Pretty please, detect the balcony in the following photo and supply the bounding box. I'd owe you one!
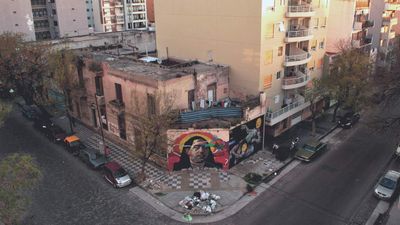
[109,99,125,112]
[362,20,374,28]
[285,28,313,42]
[282,70,310,90]
[265,98,310,125]
[383,17,398,26]
[385,2,400,11]
[284,48,312,67]
[286,5,315,17]
[353,22,363,32]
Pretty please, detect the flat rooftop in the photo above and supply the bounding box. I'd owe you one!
[90,52,228,81]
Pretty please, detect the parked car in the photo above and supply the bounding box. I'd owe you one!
[337,111,360,129]
[78,148,108,169]
[33,117,54,134]
[21,105,41,120]
[45,125,67,143]
[103,161,132,188]
[295,140,327,162]
[64,135,86,156]
[374,170,400,200]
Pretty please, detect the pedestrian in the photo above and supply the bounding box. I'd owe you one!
[104,146,111,158]
[272,143,279,154]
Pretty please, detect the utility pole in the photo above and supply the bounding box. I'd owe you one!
[94,94,106,155]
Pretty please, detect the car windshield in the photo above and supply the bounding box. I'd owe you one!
[52,127,63,133]
[114,168,128,178]
[303,144,316,152]
[94,153,105,160]
[379,177,396,189]
[69,141,80,148]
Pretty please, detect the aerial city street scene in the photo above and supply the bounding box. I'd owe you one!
[1,0,400,224]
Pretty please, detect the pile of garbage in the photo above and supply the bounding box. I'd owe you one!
[178,190,221,213]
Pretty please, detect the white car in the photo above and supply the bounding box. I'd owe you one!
[374,170,400,200]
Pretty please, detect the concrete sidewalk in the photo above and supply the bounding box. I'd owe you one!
[386,196,400,225]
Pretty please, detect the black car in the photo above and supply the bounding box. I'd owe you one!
[44,125,67,143]
[337,112,360,129]
[21,105,41,120]
[33,117,54,134]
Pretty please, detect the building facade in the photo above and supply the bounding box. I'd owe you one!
[155,0,329,136]
[92,0,148,33]
[68,53,229,166]
[326,0,373,53]
[1,0,89,41]
[368,0,400,67]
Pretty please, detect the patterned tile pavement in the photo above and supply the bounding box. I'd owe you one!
[189,172,211,189]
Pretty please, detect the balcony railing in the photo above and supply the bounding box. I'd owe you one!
[286,29,312,38]
[288,5,313,12]
[266,99,308,122]
[282,71,310,88]
[353,22,363,31]
[285,52,311,62]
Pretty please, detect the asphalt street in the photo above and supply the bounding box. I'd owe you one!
[216,116,398,225]
[0,110,180,225]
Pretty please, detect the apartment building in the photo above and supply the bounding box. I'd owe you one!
[155,0,329,136]
[326,0,373,53]
[92,0,148,33]
[369,0,400,67]
[1,0,89,41]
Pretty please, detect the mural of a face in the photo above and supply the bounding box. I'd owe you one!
[168,131,229,171]
[187,139,209,168]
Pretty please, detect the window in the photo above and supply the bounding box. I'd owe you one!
[321,17,327,27]
[264,50,273,65]
[95,76,103,96]
[72,8,75,10]
[15,24,18,27]
[276,71,281,80]
[117,114,126,140]
[278,46,283,56]
[319,39,325,49]
[54,21,58,26]
[147,94,156,115]
[87,9,89,12]
[52,9,56,15]
[312,18,319,29]
[274,95,280,104]
[73,19,76,22]
[265,24,274,39]
[13,11,16,14]
[311,40,317,51]
[188,90,195,110]
[207,83,216,103]
[264,74,272,89]
[115,83,123,103]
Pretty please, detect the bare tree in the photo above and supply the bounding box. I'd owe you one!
[305,78,324,136]
[130,90,178,182]
[0,153,41,225]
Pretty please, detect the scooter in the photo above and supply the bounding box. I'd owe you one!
[395,144,400,159]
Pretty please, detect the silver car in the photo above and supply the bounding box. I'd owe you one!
[374,170,400,200]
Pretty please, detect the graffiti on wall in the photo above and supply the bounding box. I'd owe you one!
[168,131,229,171]
[229,116,264,167]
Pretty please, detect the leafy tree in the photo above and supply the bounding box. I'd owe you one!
[0,153,41,225]
[130,91,178,182]
[0,32,51,105]
[321,40,372,121]
[305,78,324,135]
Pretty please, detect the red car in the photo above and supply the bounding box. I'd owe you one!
[103,161,132,188]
